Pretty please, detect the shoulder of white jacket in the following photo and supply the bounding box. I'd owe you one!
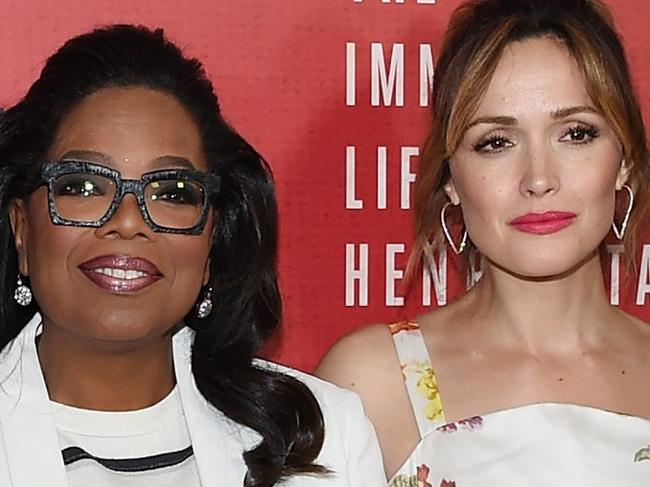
[0,312,41,376]
[144,328,363,419]
[253,358,361,411]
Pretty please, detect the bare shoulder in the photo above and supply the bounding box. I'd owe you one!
[315,323,397,395]
[316,322,420,477]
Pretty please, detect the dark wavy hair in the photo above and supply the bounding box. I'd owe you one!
[0,25,326,486]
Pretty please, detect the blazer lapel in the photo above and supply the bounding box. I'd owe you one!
[0,314,68,487]
[174,328,260,487]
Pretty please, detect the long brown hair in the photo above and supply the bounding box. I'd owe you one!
[411,0,650,277]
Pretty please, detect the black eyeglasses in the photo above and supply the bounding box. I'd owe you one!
[40,160,220,235]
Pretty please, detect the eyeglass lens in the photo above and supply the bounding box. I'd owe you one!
[51,172,206,229]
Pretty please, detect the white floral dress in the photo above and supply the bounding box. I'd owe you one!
[388,321,650,487]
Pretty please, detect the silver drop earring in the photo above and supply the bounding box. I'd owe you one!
[441,202,468,255]
[197,286,213,319]
[612,184,634,240]
[14,275,32,306]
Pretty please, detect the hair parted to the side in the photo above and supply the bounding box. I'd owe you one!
[410,0,650,278]
[0,25,326,486]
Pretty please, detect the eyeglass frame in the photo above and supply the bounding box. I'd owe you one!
[39,160,221,235]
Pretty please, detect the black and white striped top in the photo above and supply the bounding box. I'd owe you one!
[51,386,202,487]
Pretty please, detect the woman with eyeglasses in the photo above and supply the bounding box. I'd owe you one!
[318,0,650,485]
[0,25,385,487]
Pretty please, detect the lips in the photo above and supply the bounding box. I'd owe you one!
[509,211,576,235]
[78,255,163,294]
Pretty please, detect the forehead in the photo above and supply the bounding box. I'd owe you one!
[475,36,591,118]
[48,86,206,173]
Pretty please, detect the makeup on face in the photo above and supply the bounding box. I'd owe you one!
[508,211,577,235]
[78,254,163,294]
[16,86,214,343]
[446,37,624,278]
[465,111,604,158]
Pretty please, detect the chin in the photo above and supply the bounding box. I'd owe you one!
[488,247,599,281]
[41,306,175,348]
[88,323,160,344]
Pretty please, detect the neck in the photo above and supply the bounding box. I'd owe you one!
[470,250,617,354]
[37,322,175,411]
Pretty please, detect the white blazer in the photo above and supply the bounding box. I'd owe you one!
[0,314,387,486]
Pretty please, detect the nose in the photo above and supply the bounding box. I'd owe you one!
[519,143,560,198]
[95,193,155,240]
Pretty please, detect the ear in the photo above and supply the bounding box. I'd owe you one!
[8,199,30,276]
[615,159,631,190]
[443,178,461,206]
[202,210,218,286]
[202,257,211,286]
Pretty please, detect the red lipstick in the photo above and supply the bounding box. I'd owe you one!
[509,211,576,235]
[78,255,163,294]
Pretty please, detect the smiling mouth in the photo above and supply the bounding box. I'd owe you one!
[90,268,149,280]
[79,255,163,294]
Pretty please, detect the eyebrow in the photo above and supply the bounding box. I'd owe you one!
[466,106,600,129]
[59,150,111,164]
[467,116,517,128]
[150,156,197,170]
[57,151,197,170]
[550,105,599,119]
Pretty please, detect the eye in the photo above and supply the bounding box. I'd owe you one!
[560,124,600,144]
[53,174,111,197]
[148,180,204,206]
[473,134,514,153]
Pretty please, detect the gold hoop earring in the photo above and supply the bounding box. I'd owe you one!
[612,184,634,240]
[441,202,468,255]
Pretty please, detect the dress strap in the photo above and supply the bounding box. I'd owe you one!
[388,321,446,438]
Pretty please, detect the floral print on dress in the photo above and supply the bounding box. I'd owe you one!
[437,416,484,434]
[389,321,650,487]
[388,321,451,487]
[389,321,421,335]
[388,463,431,487]
[388,464,456,487]
[634,445,650,462]
[390,321,446,424]
[411,361,445,422]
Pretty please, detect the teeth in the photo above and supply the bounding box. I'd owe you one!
[126,270,142,279]
[92,267,148,279]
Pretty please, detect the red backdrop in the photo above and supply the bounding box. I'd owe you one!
[2,0,649,371]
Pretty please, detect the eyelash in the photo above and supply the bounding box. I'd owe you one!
[561,124,600,144]
[472,133,511,153]
[471,123,601,154]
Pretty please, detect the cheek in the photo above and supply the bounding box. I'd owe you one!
[164,234,213,319]
[24,216,89,321]
[455,170,510,233]
[569,134,622,195]
[24,192,78,277]
[574,175,615,206]
[167,222,214,286]
[171,238,212,275]
[572,173,618,237]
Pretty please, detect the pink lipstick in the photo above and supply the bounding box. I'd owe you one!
[509,211,576,235]
[78,255,163,294]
